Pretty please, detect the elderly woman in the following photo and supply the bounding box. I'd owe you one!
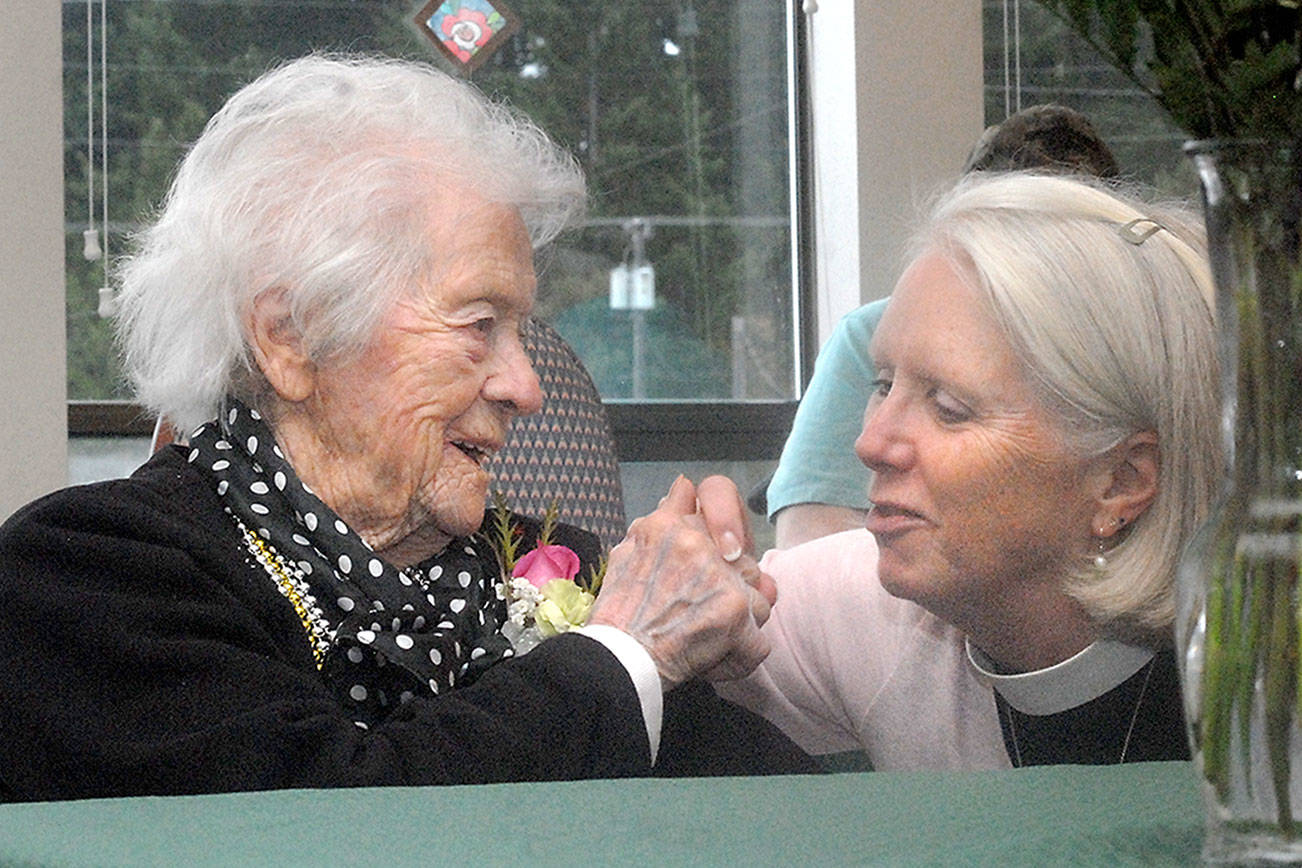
[0,55,811,801]
[721,173,1219,768]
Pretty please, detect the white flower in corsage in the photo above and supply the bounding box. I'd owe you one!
[485,497,604,655]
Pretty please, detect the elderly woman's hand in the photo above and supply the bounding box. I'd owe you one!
[693,473,779,646]
[588,476,775,690]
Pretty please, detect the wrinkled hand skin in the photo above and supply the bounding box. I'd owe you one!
[589,476,776,690]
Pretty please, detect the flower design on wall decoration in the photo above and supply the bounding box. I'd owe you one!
[443,8,492,59]
[413,0,521,74]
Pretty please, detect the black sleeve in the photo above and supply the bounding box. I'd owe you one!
[655,681,820,778]
[0,472,650,801]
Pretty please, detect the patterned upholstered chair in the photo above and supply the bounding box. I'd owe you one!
[152,319,627,549]
[485,318,627,549]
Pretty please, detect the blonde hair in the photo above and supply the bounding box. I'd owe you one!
[914,172,1220,633]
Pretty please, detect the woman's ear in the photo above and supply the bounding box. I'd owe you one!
[247,289,315,404]
[1091,430,1160,538]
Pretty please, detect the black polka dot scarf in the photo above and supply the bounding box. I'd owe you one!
[187,398,513,726]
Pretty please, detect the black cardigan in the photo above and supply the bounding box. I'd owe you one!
[0,447,813,801]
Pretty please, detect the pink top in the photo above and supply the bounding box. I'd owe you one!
[717,529,1012,770]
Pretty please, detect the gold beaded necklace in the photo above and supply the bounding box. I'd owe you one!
[238,519,332,669]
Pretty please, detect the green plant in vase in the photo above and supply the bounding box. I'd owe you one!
[1034,0,1302,857]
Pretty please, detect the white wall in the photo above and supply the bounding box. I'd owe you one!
[0,3,66,521]
[808,0,983,345]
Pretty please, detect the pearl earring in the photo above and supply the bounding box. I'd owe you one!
[1093,540,1107,569]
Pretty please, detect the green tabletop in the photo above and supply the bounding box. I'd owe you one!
[0,762,1203,867]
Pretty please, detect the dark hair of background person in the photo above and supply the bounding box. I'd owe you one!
[962,103,1121,178]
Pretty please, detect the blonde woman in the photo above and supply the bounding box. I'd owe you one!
[723,173,1219,769]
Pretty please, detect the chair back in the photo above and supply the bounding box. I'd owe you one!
[485,319,627,549]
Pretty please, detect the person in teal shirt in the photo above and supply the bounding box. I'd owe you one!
[766,104,1120,548]
[766,299,886,545]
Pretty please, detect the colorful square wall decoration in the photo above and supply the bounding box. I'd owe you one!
[413,0,521,74]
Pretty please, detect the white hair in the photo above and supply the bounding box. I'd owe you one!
[914,172,1221,634]
[116,53,586,432]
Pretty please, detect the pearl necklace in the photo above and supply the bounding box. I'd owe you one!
[1002,656,1156,767]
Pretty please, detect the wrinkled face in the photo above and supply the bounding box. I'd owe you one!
[298,196,542,564]
[856,250,1097,628]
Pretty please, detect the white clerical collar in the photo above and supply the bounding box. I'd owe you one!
[965,637,1156,716]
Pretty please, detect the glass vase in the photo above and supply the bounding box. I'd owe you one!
[1178,140,1302,864]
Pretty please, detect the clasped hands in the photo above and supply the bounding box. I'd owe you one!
[588,475,776,691]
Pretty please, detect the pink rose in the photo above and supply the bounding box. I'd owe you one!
[512,544,581,589]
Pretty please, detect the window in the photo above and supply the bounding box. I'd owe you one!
[62,1,811,547]
[63,0,809,451]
